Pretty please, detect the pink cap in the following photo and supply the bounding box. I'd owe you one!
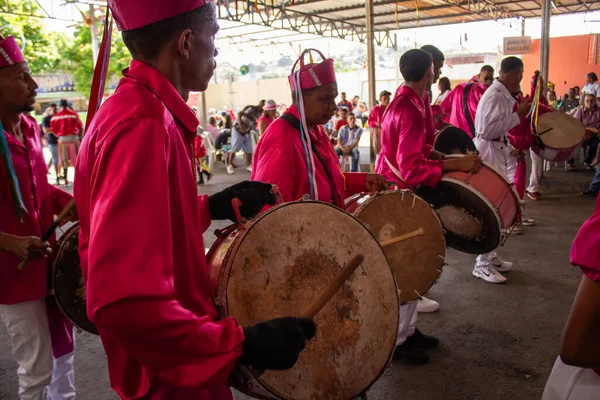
[109,0,212,31]
[289,49,336,92]
[0,36,26,68]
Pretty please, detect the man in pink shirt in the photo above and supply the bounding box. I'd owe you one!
[376,49,481,365]
[0,35,76,400]
[440,65,495,138]
[74,2,315,399]
[253,48,386,206]
[368,90,391,155]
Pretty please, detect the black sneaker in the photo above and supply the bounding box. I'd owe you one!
[392,343,430,365]
[582,190,599,196]
[404,328,439,349]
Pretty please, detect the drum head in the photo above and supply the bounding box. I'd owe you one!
[53,223,98,335]
[416,180,501,254]
[350,191,445,304]
[225,202,398,400]
[434,126,477,155]
[537,112,585,149]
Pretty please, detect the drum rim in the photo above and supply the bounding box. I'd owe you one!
[51,222,99,335]
[213,200,400,399]
[347,190,447,303]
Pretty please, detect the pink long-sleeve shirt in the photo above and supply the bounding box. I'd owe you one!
[251,105,366,207]
[0,115,72,304]
[74,60,244,400]
[376,85,443,189]
[440,77,487,138]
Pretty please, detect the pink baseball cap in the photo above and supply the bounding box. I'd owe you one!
[109,0,212,31]
[0,36,26,68]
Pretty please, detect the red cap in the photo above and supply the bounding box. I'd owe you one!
[109,0,212,31]
[289,49,336,92]
[0,36,25,68]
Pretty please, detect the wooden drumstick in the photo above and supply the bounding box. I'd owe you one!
[380,228,425,248]
[301,254,365,319]
[18,199,76,271]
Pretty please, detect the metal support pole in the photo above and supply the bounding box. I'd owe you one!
[394,33,400,89]
[540,0,551,86]
[365,0,377,172]
[89,4,100,64]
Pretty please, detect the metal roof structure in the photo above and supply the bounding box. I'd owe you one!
[5,0,600,50]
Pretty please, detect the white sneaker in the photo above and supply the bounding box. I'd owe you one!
[245,165,253,172]
[226,165,235,175]
[521,218,536,226]
[492,258,513,272]
[417,297,440,313]
[472,264,506,283]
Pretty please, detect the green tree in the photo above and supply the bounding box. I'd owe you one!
[0,1,64,72]
[60,22,131,98]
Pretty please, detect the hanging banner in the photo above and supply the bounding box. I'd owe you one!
[503,36,532,55]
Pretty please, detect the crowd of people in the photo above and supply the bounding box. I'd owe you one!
[0,1,599,398]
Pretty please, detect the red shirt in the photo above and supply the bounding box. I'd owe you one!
[337,100,353,112]
[368,105,385,129]
[0,115,72,304]
[375,85,443,189]
[335,118,348,131]
[50,108,83,137]
[74,60,243,400]
[440,77,487,138]
[256,114,274,133]
[252,105,366,207]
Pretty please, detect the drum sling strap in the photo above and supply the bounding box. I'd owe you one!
[463,82,477,137]
[279,112,339,204]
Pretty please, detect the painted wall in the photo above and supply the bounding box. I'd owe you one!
[522,35,600,97]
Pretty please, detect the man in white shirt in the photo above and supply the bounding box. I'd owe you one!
[473,56,531,284]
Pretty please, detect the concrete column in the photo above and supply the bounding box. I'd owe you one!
[540,0,551,84]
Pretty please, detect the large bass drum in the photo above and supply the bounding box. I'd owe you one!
[207,200,399,400]
[532,111,585,162]
[52,222,98,335]
[345,191,446,304]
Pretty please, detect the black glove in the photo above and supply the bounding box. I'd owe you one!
[208,181,276,222]
[240,317,317,370]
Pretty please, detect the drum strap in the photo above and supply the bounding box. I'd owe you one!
[279,113,339,204]
[463,82,476,137]
[383,155,411,189]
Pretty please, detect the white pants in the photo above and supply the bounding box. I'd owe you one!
[475,251,498,267]
[542,357,600,400]
[0,298,76,400]
[396,301,418,346]
[528,150,542,193]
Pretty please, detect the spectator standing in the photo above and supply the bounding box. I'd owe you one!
[434,77,451,105]
[50,99,83,185]
[205,116,220,143]
[560,88,580,114]
[41,103,61,185]
[581,73,600,103]
[226,105,258,174]
[368,90,392,155]
[337,92,353,112]
[257,99,277,136]
[335,113,362,172]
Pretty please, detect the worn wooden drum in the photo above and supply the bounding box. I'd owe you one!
[532,111,585,162]
[207,200,399,400]
[345,191,446,304]
[434,126,477,155]
[52,223,98,335]
[416,157,521,254]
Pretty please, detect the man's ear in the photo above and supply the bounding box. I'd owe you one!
[176,29,193,59]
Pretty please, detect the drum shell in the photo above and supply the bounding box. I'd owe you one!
[531,143,579,162]
[532,111,585,162]
[206,201,399,400]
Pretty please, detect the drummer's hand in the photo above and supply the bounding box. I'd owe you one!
[365,174,388,192]
[510,149,521,157]
[457,154,482,173]
[517,95,531,118]
[240,317,316,370]
[209,181,276,222]
[63,205,79,224]
[11,236,51,261]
